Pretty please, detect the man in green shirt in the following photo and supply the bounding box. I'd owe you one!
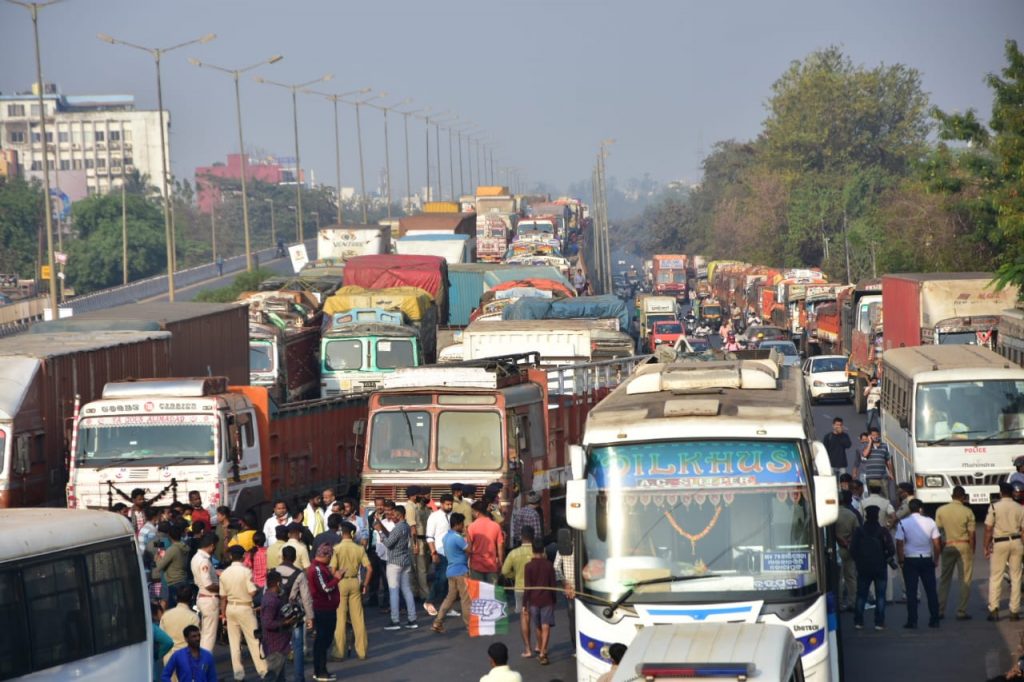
[153,523,191,607]
[502,526,536,658]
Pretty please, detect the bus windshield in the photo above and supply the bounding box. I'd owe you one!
[77,415,217,465]
[367,410,431,470]
[581,440,817,603]
[916,380,1024,443]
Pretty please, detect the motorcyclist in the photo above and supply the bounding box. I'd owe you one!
[695,321,712,337]
[276,237,286,258]
[724,333,742,352]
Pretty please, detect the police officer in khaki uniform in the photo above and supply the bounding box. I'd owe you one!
[189,533,221,652]
[330,521,373,659]
[936,485,976,620]
[985,482,1024,621]
[220,545,269,679]
[835,491,861,611]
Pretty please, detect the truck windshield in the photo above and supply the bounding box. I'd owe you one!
[857,296,881,334]
[376,339,416,370]
[77,415,217,465]
[324,339,364,371]
[368,410,430,470]
[703,306,722,317]
[655,323,683,334]
[915,380,1024,443]
[938,331,981,345]
[581,440,817,603]
[437,411,502,470]
[250,340,275,372]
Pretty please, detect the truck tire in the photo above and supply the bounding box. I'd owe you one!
[853,376,866,414]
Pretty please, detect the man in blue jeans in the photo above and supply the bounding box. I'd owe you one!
[378,504,418,630]
[851,505,894,630]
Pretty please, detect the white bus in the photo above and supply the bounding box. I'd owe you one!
[881,345,1024,506]
[565,357,841,681]
[0,509,152,680]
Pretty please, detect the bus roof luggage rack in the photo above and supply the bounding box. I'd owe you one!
[627,355,780,396]
[380,352,540,391]
[102,377,229,399]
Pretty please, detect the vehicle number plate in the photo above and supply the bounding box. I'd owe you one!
[970,492,991,504]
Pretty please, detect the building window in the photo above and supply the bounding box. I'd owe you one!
[30,160,41,171]
[7,104,26,116]
[59,159,70,171]
[123,129,132,142]
[29,104,40,117]
[58,131,69,143]
[84,159,94,169]
[72,159,82,170]
[8,131,25,144]
[30,132,53,143]
[109,131,121,142]
[111,158,122,168]
[94,131,105,143]
[96,158,106,169]
[123,156,133,166]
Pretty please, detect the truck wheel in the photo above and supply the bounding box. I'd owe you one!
[853,376,866,414]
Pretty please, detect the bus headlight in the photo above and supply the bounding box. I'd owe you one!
[813,380,825,387]
[916,475,944,487]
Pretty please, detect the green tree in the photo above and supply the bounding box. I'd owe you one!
[65,192,166,293]
[0,176,44,277]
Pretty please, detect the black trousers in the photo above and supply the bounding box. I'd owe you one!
[313,609,337,675]
[903,557,940,625]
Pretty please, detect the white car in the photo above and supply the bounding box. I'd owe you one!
[802,354,852,404]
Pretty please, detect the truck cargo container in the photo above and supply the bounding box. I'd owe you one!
[997,306,1024,366]
[68,378,367,516]
[316,225,391,261]
[636,295,677,341]
[31,302,250,385]
[342,254,449,326]
[397,213,476,239]
[422,201,461,213]
[0,331,173,508]
[881,273,1019,351]
[651,255,689,301]
[395,233,471,263]
[463,319,634,367]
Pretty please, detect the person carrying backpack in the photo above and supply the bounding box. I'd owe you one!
[275,545,314,682]
[851,505,896,630]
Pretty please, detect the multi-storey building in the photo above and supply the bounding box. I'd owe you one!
[0,83,167,199]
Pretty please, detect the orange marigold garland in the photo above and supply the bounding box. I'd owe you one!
[664,505,723,555]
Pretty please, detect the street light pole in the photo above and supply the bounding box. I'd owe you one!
[121,180,128,285]
[7,0,61,317]
[366,98,411,221]
[188,55,282,271]
[98,30,216,302]
[255,73,333,241]
[303,88,371,226]
[349,92,384,224]
[397,108,422,214]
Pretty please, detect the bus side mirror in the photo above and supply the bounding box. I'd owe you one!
[814,475,839,527]
[810,441,831,476]
[353,419,366,436]
[557,527,573,556]
[14,436,30,475]
[569,445,585,480]
[566,479,587,530]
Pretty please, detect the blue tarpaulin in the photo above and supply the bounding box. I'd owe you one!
[502,294,632,331]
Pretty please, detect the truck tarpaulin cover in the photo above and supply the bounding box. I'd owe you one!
[502,294,632,331]
[342,255,446,299]
[322,286,434,322]
[490,278,575,299]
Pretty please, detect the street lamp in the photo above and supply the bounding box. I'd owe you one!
[97,30,216,302]
[255,72,333,241]
[303,87,371,225]
[417,110,450,203]
[454,122,480,198]
[366,97,412,220]
[395,107,422,214]
[350,92,385,224]
[264,197,276,247]
[5,0,62,317]
[188,54,282,272]
[433,113,458,201]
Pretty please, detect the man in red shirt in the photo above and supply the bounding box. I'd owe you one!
[467,501,505,585]
[188,491,212,529]
[524,539,557,666]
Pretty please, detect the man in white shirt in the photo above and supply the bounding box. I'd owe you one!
[895,498,941,628]
[424,493,453,616]
[480,642,522,682]
[263,499,291,547]
[302,490,325,538]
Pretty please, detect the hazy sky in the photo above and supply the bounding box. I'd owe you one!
[2,0,1021,195]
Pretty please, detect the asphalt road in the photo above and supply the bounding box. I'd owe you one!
[142,252,298,303]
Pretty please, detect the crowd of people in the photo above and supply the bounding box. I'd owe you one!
[114,482,586,681]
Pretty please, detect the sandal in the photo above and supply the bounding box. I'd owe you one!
[424,603,438,616]
[538,654,550,665]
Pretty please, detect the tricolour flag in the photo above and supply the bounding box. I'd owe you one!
[467,578,509,637]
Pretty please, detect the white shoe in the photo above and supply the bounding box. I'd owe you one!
[447,609,461,617]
